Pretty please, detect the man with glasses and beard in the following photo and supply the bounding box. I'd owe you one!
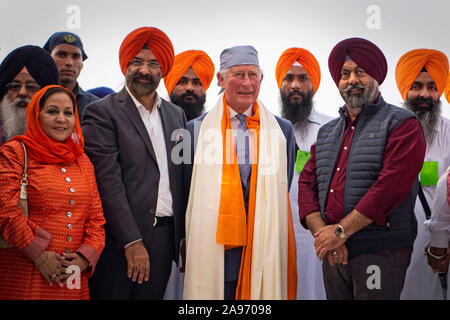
[275,47,332,300]
[0,45,59,145]
[164,50,214,121]
[81,27,186,300]
[299,38,426,299]
[395,49,450,300]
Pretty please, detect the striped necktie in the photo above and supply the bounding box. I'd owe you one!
[235,114,251,192]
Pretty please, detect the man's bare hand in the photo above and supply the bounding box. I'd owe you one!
[327,244,348,266]
[314,225,346,260]
[424,243,449,274]
[124,240,150,284]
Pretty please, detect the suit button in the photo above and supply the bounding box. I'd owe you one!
[65,249,70,254]
[66,212,72,218]
[69,187,75,193]
[68,224,72,230]
[150,208,155,214]
[66,177,71,183]
[67,236,72,242]
[69,200,75,205]
[61,168,67,173]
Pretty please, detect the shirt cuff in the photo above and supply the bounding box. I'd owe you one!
[21,227,52,262]
[124,239,142,249]
[430,230,449,249]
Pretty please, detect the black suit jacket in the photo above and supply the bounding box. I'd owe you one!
[81,87,186,260]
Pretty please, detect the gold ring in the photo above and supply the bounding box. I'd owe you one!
[51,274,57,279]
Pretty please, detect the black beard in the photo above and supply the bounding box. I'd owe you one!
[280,89,314,125]
[126,70,160,97]
[170,91,206,121]
[404,97,441,146]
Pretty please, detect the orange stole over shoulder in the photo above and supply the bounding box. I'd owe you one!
[216,96,297,300]
[216,95,257,247]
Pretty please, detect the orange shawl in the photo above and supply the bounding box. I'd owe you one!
[216,95,296,299]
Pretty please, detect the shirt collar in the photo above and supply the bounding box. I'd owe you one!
[229,104,253,119]
[125,85,161,112]
[307,108,322,125]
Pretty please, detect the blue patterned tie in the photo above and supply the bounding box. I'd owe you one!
[235,114,251,193]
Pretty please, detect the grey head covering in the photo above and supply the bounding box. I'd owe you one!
[219,45,259,71]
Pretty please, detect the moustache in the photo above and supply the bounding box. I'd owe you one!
[411,97,434,108]
[130,72,156,84]
[287,90,305,99]
[344,84,366,94]
[181,91,199,100]
[15,97,30,108]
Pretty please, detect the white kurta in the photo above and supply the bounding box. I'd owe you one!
[401,116,450,300]
[289,109,333,300]
[424,166,450,299]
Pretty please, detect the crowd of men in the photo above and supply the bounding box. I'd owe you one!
[0,28,449,300]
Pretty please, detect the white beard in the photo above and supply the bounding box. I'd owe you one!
[0,95,28,141]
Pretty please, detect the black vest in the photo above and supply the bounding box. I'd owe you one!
[316,95,418,259]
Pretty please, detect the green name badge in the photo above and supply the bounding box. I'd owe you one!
[295,150,311,173]
[420,161,439,186]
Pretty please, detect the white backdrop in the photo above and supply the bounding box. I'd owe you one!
[1,0,449,119]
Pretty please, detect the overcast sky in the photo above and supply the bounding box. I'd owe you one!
[1,0,449,118]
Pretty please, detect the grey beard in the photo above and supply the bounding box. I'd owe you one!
[404,98,441,146]
[340,81,378,112]
[0,96,28,140]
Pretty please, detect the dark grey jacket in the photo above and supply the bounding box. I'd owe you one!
[316,95,419,259]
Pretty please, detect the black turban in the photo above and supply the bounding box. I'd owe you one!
[0,45,59,100]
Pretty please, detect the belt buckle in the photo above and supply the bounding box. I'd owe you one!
[153,216,157,227]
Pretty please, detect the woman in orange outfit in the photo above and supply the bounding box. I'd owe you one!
[0,85,105,299]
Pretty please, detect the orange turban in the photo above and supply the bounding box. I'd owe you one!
[395,49,449,101]
[164,50,215,94]
[275,47,321,93]
[445,73,450,103]
[119,26,174,77]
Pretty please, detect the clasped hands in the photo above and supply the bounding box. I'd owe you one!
[34,250,89,286]
[313,224,348,266]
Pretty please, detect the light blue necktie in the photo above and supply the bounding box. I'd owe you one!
[235,114,251,193]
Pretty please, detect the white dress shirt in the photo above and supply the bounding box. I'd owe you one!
[126,86,173,218]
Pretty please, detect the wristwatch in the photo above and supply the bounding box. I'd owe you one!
[335,224,347,239]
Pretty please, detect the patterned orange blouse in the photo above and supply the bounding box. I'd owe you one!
[0,140,105,300]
